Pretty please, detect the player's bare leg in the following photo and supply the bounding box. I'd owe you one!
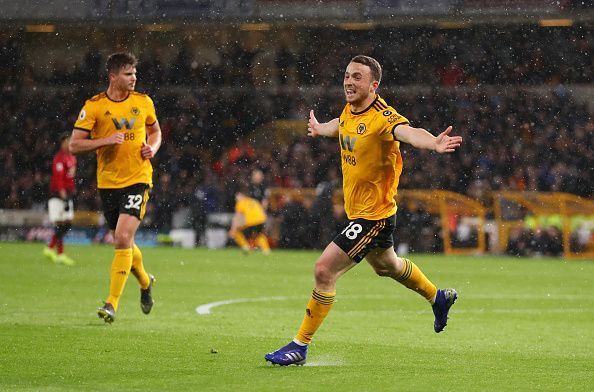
[265,243,355,366]
[98,214,141,323]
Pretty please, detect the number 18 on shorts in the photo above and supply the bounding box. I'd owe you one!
[332,215,396,263]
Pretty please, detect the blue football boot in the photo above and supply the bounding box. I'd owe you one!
[265,341,308,366]
[432,288,458,333]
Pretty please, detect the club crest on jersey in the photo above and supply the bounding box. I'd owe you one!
[357,123,366,135]
[383,110,392,116]
[131,107,140,116]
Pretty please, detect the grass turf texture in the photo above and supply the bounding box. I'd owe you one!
[0,242,593,391]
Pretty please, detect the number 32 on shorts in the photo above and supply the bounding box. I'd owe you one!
[341,221,363,239]
[125,194,143,210]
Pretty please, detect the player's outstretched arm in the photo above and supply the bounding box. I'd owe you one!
[393,124,462,153]
[69,129,124,155]
[307,110,339,138]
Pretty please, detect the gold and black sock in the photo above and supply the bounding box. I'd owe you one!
[295,288,336,344]
[396,258,438,302]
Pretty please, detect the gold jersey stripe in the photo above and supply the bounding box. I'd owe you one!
[376,100,388,109]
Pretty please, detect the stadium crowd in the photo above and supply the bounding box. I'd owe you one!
[6,25,593,87]
[1,25,592,254]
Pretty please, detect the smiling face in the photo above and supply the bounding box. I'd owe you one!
[343,61,379,109]
[109,64,137,92]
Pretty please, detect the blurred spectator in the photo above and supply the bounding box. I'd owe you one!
[506,226,564,257]
[278,194,310,249]
[248,168,269,207]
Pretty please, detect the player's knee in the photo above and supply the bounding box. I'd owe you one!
[113,231,133,248]
[314,262,334,286]
[370,259,399,278]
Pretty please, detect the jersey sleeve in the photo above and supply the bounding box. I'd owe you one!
[73,101,96,132]
[338,104,350,127]
[379,107,409,141]
[145,96,157,126]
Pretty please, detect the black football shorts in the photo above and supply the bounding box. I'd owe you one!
[99,183,151,230]
[332,214,396,263]
[242,224,265,239]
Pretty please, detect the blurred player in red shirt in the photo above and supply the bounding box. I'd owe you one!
[43,134,77,265]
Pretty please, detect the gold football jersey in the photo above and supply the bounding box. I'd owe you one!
[236,197,267,227]
[74,91,157,189]
[338,95,409,220]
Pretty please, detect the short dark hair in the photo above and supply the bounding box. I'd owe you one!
[236,182,249,195]
[350,55,382,84]
[105,52,137,75]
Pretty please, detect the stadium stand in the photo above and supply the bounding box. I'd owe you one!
[0,9,592,255]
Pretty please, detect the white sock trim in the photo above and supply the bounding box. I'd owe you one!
[293,338,307,346]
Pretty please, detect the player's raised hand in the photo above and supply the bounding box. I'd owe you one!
[307,110,340,137]
[107,132,125,145]
[434,126,463,153]
[307,110,320,137]
[141,142,156,159]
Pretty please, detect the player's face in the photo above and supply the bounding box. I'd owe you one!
[111,64,137,92]
[344,62,377,105]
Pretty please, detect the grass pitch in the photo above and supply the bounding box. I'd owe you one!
[1,242,593,391]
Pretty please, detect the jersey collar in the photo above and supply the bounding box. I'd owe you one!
[105,91,130,102]
[350,94,379,116]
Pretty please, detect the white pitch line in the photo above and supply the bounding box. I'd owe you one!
[195,294,594,315]
[196,296,298,315]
